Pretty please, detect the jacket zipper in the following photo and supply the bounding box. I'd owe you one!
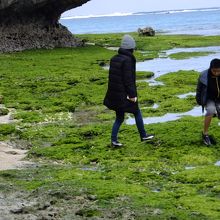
[216,77,220,98]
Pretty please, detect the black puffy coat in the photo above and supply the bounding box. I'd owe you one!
[103,48,138,113]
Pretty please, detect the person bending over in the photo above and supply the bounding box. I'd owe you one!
[196,58,220,145]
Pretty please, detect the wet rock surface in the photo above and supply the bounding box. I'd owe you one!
[0,0,90,52]
[0,182,141,220]
[0,191,60,220]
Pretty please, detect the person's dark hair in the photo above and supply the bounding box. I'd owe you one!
[210,58,220,69]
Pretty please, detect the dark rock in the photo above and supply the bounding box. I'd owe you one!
[98,61,106,67]
[87,194,97,201]
[0,95,3,103]
[10,207,24,214]
[0,0,90,52]
[138,27,155,36]
[38,202,51,210]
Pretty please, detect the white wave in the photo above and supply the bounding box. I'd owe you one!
[157,7,220,14]
[61,12,133,20]
[61,7,220,20]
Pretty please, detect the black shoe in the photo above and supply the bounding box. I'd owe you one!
[202,133,212,146]
[209,135,217,145]
[111,141,123,148]
[141,134,154,142]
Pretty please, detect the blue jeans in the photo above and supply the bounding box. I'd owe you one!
[111,108,147,142]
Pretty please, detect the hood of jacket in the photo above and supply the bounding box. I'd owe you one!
[118,48,136,60]
[200,69,209,86]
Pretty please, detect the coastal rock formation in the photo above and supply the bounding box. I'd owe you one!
[0,0,90,52]
[138,27,155,36]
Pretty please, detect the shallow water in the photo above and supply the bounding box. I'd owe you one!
[141,103,159,110]
[137,46,220,79]
[144,79,164,87]
[214,161,220,166]
[106,46,220,125]
[177,92,196,99]
[185,166,196,170]
[126,106,202,125]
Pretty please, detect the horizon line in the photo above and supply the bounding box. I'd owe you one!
[61,6,220,19]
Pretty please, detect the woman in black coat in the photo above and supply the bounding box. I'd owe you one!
[104,35,154,147]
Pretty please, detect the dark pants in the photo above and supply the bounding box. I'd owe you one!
[111,108,147,142]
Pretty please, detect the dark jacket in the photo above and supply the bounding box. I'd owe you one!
[196,69,208,108]
[103,48,138,113]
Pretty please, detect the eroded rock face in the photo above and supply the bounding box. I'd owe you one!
[0,0,90,52]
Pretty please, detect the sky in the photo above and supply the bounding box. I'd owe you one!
[63,0,220,17]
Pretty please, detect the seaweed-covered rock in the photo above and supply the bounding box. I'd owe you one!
[0,0,90,52]
[138,27,155,36]
[0,107,9,116]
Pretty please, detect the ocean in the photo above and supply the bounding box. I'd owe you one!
[60,7,220,35]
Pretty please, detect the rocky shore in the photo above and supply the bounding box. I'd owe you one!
[0,0,90,52]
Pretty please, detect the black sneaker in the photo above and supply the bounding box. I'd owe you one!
[141,134,154,142]
[209,135,217,145]
[202,133,212,146]
[111,141,123,148]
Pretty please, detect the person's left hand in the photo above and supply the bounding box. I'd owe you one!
[128,97,137,102]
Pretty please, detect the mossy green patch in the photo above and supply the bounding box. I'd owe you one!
[1,33,220,218]
[0,124,16,140]
[79,33,220,59]
[137,71,154,79]
[138,70,199,116]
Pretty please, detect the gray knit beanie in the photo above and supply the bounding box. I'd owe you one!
[120,34,136,49]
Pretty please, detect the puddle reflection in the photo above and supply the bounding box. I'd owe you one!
[137,46,220,79]
[126,106,202,125]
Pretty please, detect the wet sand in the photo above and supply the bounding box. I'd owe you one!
[0,142,31,170]
[0,109,31,171]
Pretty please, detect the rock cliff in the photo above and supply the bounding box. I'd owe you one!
[0,0,90,52]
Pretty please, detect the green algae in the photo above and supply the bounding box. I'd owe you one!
[79,33,220,59]
[2,116,220,218]
[137,71,154,79]
[0,33,220,218]
[138,70,199,116]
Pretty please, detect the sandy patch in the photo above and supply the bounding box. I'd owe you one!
[0,142,32,170]
[0,107,32,171]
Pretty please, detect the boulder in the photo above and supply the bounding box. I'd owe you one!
[138,27,155,36]
[0,0,91,52]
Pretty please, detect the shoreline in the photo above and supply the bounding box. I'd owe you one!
[60,8,220,36]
